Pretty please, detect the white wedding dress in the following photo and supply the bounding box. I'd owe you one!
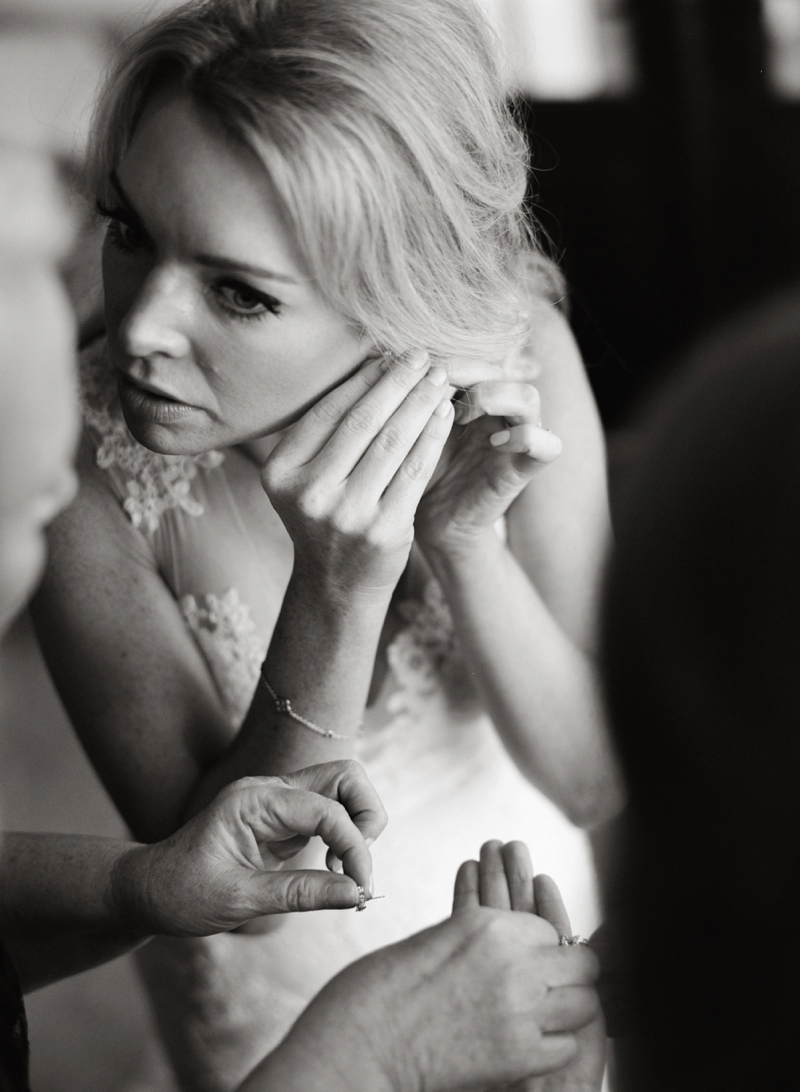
[79,339,600,1092]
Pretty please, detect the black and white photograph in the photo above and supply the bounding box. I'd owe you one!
[1,1,798,1089]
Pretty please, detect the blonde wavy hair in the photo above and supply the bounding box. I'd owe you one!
[87,0,562,362]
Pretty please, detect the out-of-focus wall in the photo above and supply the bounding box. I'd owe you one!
[0,0,182,156]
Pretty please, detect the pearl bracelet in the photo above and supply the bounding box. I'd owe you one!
[260,672,362,740]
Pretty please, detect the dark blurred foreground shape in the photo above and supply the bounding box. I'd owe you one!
[521,0,800,428]
[603,284,800,1091]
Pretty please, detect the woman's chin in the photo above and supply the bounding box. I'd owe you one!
[120,405,220,457]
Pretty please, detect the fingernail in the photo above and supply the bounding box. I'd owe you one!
[490,429,511,447]
[326,878,358,909]
[330,855,343,873]
[407,350,429,370]
[428,367,447,387]
[368,874,374,897]
[364,836,375,848]
[434,396,454,417]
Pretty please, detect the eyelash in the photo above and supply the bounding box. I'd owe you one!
[96,201,149,256]
[210,280,282,322]
[95,200,282,323]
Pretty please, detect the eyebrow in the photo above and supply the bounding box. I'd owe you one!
[193,254,300,285]
[107,169,300,286]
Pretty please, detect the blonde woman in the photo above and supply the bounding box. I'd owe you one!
[33,0,620,1086]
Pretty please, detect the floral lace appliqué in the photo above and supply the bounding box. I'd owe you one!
[385,580,479,724]
[180,589,267,726]
[79,341,224,534]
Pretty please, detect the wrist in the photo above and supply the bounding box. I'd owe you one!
[108,843,159,937]
[421,526,506,584]
[284,563,394,627]
[241,996,404,1092]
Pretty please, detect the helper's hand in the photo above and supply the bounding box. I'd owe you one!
[246,905,599,1092]
[414,378,562,563]
[261,353,454,605]
[112,760,387,935]
[454,840,606,1092]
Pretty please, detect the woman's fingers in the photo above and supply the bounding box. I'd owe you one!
[452,859,480,913]
[474,840,536,912]
[282,787,374,891]
[320,360,454,486]
[246,868,361,914]
[307,352,433,472]
[489,423,562,461]
[285,760,388,846]
[377,394,454,516]
[501,841,536,913]
[451,380,562,462]
[238,778,374,891]
[265,833,311,861]
[478,839,512,909]
[268,356,386,465]
[533,874,572,938]
[539,984,601,1033]
[454,380,541,426]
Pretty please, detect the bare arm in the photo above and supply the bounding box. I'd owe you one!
[0,764,386,993]
[418,308,622,827]
[0,833,149,993]
[33,358,452,841]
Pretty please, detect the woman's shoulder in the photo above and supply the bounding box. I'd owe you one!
[515,247,567,313]
[76,335,225,536]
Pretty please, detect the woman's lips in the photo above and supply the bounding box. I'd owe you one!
[117,373,197,424]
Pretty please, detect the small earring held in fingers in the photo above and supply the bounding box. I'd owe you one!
[354,886,385,911]
[558,934,589,946]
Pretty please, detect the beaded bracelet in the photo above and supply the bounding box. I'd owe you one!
[260,672,361,740]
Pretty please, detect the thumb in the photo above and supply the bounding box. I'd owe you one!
[246,868,361,914]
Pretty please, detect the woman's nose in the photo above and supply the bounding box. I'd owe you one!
[118,265,193,361]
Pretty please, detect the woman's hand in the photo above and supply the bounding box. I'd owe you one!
[454,840,606,1092]
[262,353,454,606]
[112,760,387,935]
[415,377,562,564]
[248,905,598,1092]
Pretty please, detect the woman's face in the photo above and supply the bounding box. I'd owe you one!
[102,89,372,455]
[0,264,78,633]
[0,150,79,633]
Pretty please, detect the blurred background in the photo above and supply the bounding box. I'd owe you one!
[2,1,800,1088]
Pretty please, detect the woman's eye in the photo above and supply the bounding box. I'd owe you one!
[97,203,150,255]
[114,219,149,251]
[214,281,281,319]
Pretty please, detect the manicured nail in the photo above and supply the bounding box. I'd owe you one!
[407,350,429,370]
[434,396,454,417]
[329,855,343,873]
[364,836,375,848]
[490,429,511,447]
[326,877,358,909]
[428,367,447,387]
